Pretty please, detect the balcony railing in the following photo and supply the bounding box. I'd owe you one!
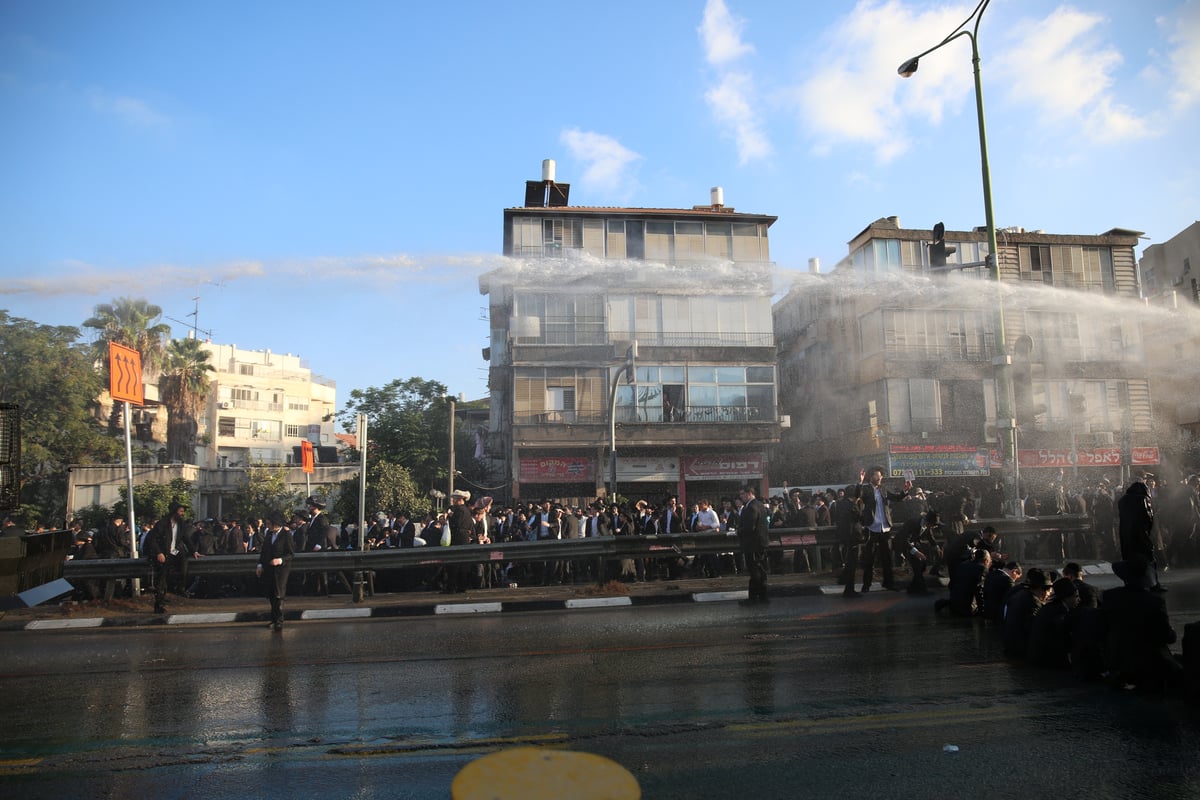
[882,341,995,361]
[515,405,775,425]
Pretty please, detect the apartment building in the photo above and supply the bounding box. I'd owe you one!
[773,216,1160,493]
[479,163,783,506]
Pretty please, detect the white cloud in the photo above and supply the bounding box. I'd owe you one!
[992,6,1150,143]
[699,0,754,66]
[1162,1,1200,111]
[89,90,171,129]
[705,72,773,164]
[697,0,771,164]
[795,0,967,163]
[559,128,642,193]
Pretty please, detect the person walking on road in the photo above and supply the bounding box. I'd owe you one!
[256,510,294,631]
[737,485,770,606]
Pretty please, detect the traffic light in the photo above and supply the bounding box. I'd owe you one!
[930,222,956,269]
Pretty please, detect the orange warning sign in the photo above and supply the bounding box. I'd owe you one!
[109,342,144,405]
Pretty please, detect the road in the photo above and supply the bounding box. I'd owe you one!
[2,571,1198,799]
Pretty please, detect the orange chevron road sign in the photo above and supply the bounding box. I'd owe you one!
[109,342,144,405]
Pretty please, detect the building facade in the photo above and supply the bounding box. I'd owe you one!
[480,165,783,506]
[198,342,339,470]
[1139,221,1200,445]
[773,216,1162,496]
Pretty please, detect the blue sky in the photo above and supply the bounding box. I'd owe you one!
[2,0,1197,406]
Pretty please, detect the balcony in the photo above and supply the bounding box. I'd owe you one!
[515,404,776,427]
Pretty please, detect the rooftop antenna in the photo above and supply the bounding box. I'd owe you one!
[166,295,213,339]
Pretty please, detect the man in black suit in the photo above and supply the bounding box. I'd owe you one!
[302,495,335,552]
[1103,559,1182,690]
[256,510,295,631]
[854,466,911,594]
[737,485,770,605]
[143,501,199,614]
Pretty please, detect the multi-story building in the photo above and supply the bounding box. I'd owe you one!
[479,162,783,506]
[1140,220,1200,304]
[67,341,350,521]
[1140,221,1200,445]
[198,342,339,470]
[773,216,1163,495]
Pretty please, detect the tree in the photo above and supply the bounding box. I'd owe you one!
[82,297,173,436]
[82,297,172,378]
[338,378,481,492]
[158,337,214,464]
[114,477,194,525]
[230,463,305,522]
[333,460,423,526]
[0,310,122,525]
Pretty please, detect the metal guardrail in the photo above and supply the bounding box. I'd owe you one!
[61,516,1094,583]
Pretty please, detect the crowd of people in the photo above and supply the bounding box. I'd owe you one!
[46,469,1200,661]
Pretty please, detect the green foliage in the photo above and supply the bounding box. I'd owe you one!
[337,377,484,493]
[333,461,423,525]
[0,310,122,525]
[229,463,305,522]
[75,504,115,531]
[159,336,214,463]
[115,477,195,524]
[81,297,171,378]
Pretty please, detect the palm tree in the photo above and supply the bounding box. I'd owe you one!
[83,297,172,379]
[159,337,215,463]
[83,297,173,435]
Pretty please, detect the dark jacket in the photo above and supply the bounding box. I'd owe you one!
[304,511,337,552]
[144,515,195,560]
[856,482,907,532]
[1117,482,1155,562]
[737,497,770,551]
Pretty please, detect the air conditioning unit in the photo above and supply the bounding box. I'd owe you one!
[219,401,232,409]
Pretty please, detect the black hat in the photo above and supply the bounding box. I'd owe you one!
[1025,567,1052,588]
[1051,577,1077,599]
[305,495,326,509]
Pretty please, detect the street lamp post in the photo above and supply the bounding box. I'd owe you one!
[899,0,1021,517]
[607,342,638,504]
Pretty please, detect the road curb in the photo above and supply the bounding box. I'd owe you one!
[0,578,921,632]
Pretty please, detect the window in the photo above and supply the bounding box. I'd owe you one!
[239,364,255,376]
[514,293,605,345]
[251,420,281,441]
[286,395,309,411]
[218,416,236,437]
[514,368,605,424]
[231,388,257,402]
[285,424,303,438]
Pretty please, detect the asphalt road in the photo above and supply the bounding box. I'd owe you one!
[1,570,1198,800]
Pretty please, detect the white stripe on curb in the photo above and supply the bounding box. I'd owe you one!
[26,618,105,630]
[565,597,633,609]
[167,613,240,625]
[435,602,503,615]
[693,590,748,603]
[301,608,373,620]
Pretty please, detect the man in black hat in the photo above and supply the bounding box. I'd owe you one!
[256,510,294,631]
[1118,480,1164,591]
[737,484,770,606]
[1028,577,1080,668]
[144,501,199,614]
[444,489,474,592]
[1002,567,1052,658]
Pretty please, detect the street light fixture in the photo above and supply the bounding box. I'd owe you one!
[898,0,1022,516]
